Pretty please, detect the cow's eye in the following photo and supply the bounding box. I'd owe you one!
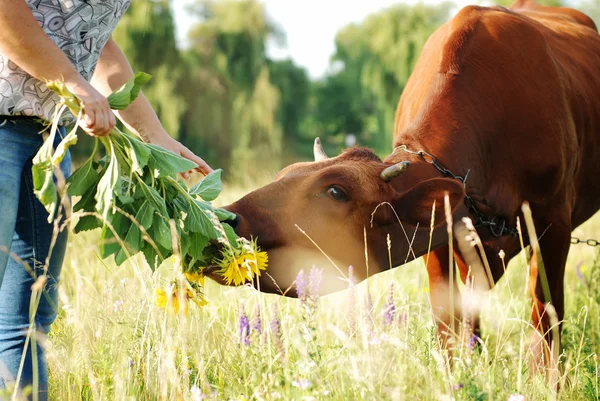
[326,185,349,202]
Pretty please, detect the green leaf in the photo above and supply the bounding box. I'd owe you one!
[140,241,169,270]
[124,135,151,175]
[136,180,168,218]
[32,162,57,223]
[74,215,102,233]
[184,200,218,238]
[32,127,59,222]
[135,201,155,230]
[147,144,197,177]
[73,185,97,213]
[180,232,191,258]
[117,193,135,205]
[173,194,189,214]
[67,158,100,196]
[114,201,155,266]
[141,241,159,271]
[188,232,209,260]
[222,223,239,248]
[107,72,152,110]
[51,127,78,166]
[100,212,129,259]
[95,145,120,220]
[214,208,236,222]
[190,169,222,201]
[118,177,136,205]
[152,215,172,251]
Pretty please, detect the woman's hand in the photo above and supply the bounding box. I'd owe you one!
[66,78,116,137]
[149,133,214,179]
[90,37,213,178]
[0,0,114,137]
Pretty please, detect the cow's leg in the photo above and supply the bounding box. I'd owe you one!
[425,245,463,351]
[528,216,570,386]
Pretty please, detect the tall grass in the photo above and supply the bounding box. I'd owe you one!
[40,183,600,400]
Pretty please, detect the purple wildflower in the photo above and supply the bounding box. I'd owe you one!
[452,383,464,391]
[383,282,396,325]
[252,304,262,334]
[469,333,480,350]
[239,302,250,346]
[270,303,286,358]
[292,378,311,389]
[270,303,282,343]
[296,265,323,309]
[296,270,308,301]
[308,265,323,298]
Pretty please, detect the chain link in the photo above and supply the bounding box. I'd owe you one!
[395,145,600,245]
[571,237,600,247]
[395,145,519,238]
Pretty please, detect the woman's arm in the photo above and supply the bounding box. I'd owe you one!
[0,0,114,135]
[91,37,213,176]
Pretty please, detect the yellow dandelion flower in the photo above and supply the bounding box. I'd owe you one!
[171,294,187,315]
[221,250,268,286]
[155,288,168,309]
[253,251,268,276]
[185,271,205,286]
[154,286,189,315]
[222,254,252,286]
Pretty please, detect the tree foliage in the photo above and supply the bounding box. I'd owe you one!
[76,0,593,180]
[316,3,454,154]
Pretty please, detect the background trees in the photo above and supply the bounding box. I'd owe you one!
[77,0,594,180]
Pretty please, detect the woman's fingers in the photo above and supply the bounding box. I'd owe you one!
[181,147,213,176]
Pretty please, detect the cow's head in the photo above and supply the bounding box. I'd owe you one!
[222,139,466,296]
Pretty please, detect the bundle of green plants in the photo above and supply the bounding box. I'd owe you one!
[32,73,266,312]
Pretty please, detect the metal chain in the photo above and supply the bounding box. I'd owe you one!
[395,145,520,238]
[570,237,600,247]
[395,145,600,245]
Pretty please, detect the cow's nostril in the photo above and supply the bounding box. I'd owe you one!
[224,214,240,230]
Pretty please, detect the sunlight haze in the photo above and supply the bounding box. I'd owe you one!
[172,0,475,79]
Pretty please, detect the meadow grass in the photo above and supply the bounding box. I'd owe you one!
[44,182,600,401]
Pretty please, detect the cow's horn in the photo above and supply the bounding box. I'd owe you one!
[314,137,329,161]
[380,161,411,181]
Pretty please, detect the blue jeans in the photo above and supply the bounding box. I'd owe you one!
[0,119,71,401]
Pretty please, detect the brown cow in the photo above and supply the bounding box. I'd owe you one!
[221,0,600,378]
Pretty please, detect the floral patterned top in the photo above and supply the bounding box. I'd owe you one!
[0,0,131,123]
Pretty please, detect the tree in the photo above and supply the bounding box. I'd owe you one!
[179,0,284,180]
[267,59,312,163]
[314,3,453,155]
[112,0,185,137]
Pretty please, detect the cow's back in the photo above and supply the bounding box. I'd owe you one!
[393,1,600,228]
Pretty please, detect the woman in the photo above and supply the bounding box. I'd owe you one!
[0,0,212,398]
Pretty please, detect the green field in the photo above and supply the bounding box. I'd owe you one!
[45,183,600,401]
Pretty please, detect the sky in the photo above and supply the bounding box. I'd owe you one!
[171,0,476,80]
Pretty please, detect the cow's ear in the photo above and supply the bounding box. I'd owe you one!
[387,177,465,227]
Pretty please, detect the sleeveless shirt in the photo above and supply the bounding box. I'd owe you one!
[0,0,131,122]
